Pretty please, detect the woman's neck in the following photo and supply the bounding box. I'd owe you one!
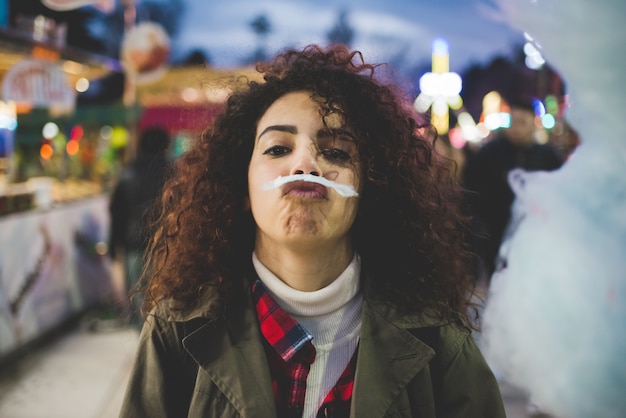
[254,239,354,291]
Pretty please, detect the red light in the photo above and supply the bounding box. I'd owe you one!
[449,127,467,149]
[70,125,84,141]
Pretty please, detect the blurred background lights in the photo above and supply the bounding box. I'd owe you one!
[0,114,17,131]
[484,112,511,130]
[40,143,53,159]
[181,87,200,103]
[100,125,113,140]
[476,123,491,138]
[545,95,559,115]
[542,114,556,129]
[62,60,85,75]
[66,139,79,155]
[95,241,108,256]
[524,41,545,69]
[110,126,129,149]
[432,37,449,55]
[414,37,463,134]
[477,91,526,133]
[52,132,67,154]
[482,91,502,114]
[457,111,482,143]
[0,101,17,130]
[75,77,89,93]
[42,122,59,139]
[418,72,463,100]
[70,125,84,141]
[533,99,546,117]
[448,127,466,149]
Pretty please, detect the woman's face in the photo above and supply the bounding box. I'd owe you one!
[247,91,362,252]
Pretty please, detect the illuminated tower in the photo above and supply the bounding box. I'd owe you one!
[414,38,463,134]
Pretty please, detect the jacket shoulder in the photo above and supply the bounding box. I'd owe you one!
[407,321,471,363]
[364,298,473,364]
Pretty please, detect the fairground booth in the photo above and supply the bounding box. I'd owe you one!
[0,1,257,362]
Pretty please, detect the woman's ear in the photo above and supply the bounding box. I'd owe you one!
[243,196,251,211]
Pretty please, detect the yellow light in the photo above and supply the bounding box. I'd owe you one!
[110,126,129,149]
[482,91,502,114]
[432,54,449,74]
[431,38,449,74]
[449,96,463,110]
[416,37,462,135]
[63,60,85,75]
[432,112,449,135]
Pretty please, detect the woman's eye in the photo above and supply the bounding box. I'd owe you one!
[263,145,291,156]
[321,148,352,163]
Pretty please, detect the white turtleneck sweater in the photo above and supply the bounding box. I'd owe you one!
[252,253,363,418]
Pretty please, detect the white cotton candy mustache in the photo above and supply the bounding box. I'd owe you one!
[261,174,359,198]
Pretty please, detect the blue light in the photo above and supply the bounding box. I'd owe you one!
[432,37,448,55]
[533,99,546,117]
[0,115,17,130]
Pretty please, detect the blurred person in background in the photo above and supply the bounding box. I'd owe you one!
[119,44,505,417]
[108,125,171,329]
[462,98,564,287]
[432,133,467,183]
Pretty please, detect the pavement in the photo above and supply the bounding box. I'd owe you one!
[0,313,541,418]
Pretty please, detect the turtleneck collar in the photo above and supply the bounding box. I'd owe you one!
[252,252,361,317]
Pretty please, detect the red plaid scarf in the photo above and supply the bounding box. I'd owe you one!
[252,279,356,418]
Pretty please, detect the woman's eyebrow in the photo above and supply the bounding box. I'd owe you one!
[318,128,357,141]
[257,125,297,140]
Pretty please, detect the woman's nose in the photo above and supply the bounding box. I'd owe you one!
[290,145,321,176]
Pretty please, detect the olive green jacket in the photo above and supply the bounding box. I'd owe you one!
[119,286,505,417]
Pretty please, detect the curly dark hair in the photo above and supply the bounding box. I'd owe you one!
[141,44,479,327]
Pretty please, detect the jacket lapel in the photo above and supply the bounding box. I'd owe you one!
[182,303,277,417]
[351,299,436,418]
[177,285,438,417]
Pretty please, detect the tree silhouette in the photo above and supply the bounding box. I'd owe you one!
[177,49,211,67]
[249,14,271,63]
[327,9,354,47]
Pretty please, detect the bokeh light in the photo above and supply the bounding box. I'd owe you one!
[42,122,59,139]
[40,143,53,159]
[66,139,79,155]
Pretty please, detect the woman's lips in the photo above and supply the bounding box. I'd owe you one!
[282,180,327,198]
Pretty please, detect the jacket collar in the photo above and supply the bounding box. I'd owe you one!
[180,287,443,417]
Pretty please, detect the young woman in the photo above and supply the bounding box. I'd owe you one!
[119,44,505,418]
